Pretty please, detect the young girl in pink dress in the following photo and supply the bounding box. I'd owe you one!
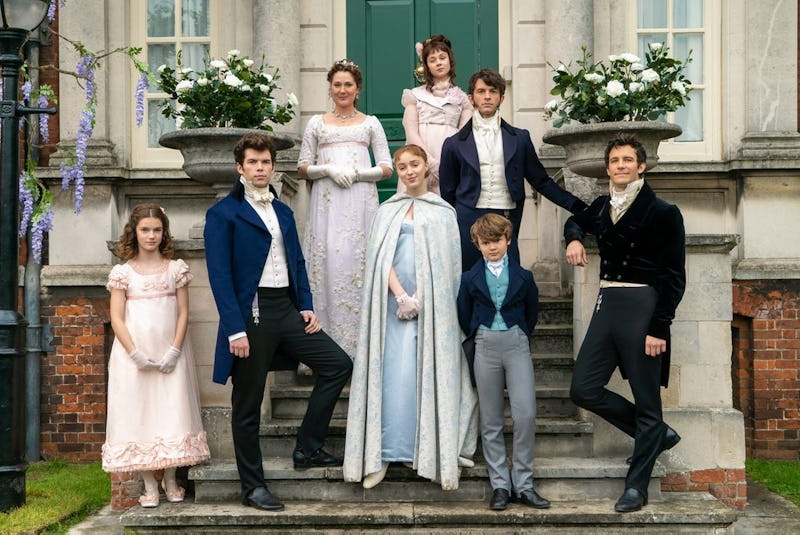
[401,34,473,194]
[103,204,210,508]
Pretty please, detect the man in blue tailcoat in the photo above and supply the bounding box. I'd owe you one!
[440,68,587,269]
[205,133,352,512]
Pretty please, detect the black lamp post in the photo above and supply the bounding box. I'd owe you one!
[0,0,51,511]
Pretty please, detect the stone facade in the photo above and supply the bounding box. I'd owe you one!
[16,0,800,511]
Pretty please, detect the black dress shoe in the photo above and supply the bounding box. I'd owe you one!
[489,488,510,511]
[242,486,285,511]
[614,488,647,513]
[293,447,343,470]
[626,426,681,465]
[512,489,551,509]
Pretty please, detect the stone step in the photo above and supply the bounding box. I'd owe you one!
[538,297,574,325]
[271,382,578,420]
[189,457,665,504]
[121,494,736,534]
[533,352,576,384]
[259,417,594,459]
[531,324,573,354]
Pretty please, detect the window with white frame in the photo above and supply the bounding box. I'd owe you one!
[633,0,720,160]
[131,0,216,167]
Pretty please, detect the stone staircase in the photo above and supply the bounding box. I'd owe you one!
[120,298,737,533]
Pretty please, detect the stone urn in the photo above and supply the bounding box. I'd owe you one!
[542,121,682,179]
[159,127,294,196]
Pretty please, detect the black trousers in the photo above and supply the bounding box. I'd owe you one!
[570,286,667,497]
[230,288,352,495]
[455,202,524,270]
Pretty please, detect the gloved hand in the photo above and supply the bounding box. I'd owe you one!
[396,293,421,320]
[305,164,330,180]
[129,348,159,370]
[306,164,351,188]
[350,166,385,183]
[159,346,182,373]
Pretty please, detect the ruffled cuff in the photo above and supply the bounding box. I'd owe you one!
[106,264,128,291]
[173,259,194,288]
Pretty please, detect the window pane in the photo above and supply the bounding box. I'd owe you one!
[182,0,210,36]
[638,33,668,59]
[674,33,703,84]
[638,0,667,28]
[675,91,702,141]
[180,44,210,72]
[148,101,176,147]
[147,0,174,37]
[147,44,176,73]
[674,0,703,28]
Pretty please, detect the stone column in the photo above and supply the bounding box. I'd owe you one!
[252,0,307,225]
[535,0,595,295]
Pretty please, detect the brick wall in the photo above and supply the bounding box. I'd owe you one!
[732,280,800,460]
[662,469,747,511]
[40,288,110,461]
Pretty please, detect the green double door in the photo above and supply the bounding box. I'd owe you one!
[346,0,498,199]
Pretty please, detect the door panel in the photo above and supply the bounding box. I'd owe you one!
[347,0,498,199]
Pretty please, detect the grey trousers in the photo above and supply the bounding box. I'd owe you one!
[474,326,536,493]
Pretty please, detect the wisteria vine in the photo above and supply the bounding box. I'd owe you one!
[17,0,149,263]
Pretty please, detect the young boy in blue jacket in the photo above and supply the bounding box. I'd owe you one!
[457,213,549,511]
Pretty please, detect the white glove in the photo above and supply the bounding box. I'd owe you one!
[352,166,385,183]
[306,164,331,180]
[396,293,420,320]
[159,346,182,373]
[129,348,159,370]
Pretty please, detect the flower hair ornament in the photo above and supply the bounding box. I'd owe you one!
[335,59,359,69]
[413,42,426,83]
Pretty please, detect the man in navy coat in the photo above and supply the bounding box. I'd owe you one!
[205,133,352,511]
[440,68,587,269]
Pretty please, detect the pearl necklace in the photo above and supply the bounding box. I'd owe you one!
[333,109,357,121]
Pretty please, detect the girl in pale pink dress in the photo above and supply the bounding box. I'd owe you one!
[401,35,473,194]
[298,59,393,359]
[103,204,210,508]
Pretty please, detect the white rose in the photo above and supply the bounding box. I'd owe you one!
[243,58,254,67]
[175,79,194,93]
[544,99,559,112]
[181,67,193,74]
[649,42,663,51]
[630,62,644,72]
[241,84,252,92]
[556,63,568,72]
[620,53,641,64]
[223,73,243,87]
[608,55,620,62]
[641,69,660,83]
[605,80,627,98]
[197,77,209,87]
[227,49,240,58]
[210,59,227,69]
[264,73,273,83]
[564,87,575,98]
[671,81,687,96]
[287,92,299,107]
[629,81,644,93]
[584,72,604,84]
[596,95,606,105]
[157,64,167,73]
[257,84,269,92]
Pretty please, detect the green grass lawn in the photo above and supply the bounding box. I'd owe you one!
[0,460,110,534]
[747,458,800,507]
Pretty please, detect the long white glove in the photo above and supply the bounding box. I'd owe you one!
[347,166,385,183]
[129,348,159,370]
[306,164,351,188]
[159,346,182,373]
[396,293,421,320]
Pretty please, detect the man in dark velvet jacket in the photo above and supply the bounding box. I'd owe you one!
[439,68,587,269]
[565,133,686,513]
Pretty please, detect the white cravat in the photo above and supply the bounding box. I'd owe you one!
[486,254,507,278]
[242,176,275,205]
[609,178,644,223]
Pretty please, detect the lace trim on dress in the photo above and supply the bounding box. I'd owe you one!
[106,264,129,291]
[173,259,193,288]
[101,431,211,473]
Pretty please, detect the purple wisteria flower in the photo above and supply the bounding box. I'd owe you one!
[60,54,97,213]
[135,72,149,126]
[47,0,57,22]
[38,94,50,143]
[18,172,35,238]
[30,207,55,264]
